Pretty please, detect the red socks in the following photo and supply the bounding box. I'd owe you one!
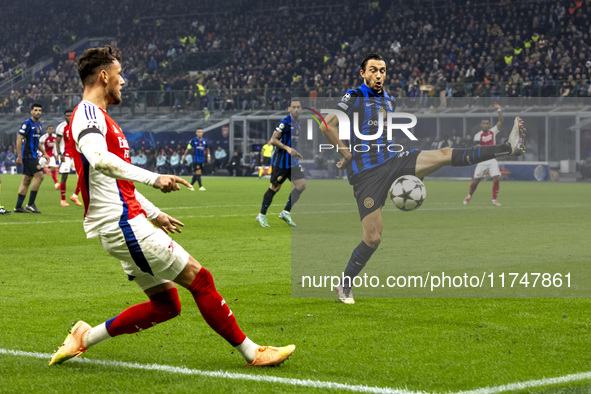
[189,268,246,346]
[51,169,58,184]
[469,182,477,196]
[106,287,181,337]
[493,181,500,200]
[102,269,246,346]
[60,183,66,201]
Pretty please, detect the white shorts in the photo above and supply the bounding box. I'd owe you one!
[473,159,501,178]
[39,156,57,168]
[59,157,74,174]
[98,215,190,291]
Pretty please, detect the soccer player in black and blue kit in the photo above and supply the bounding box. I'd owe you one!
[256,99,306,227]
[14,103,49,213]
[182,128,209,191]
[321,53,526,303]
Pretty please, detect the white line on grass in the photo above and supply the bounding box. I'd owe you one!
[0,203,586,226]
[0,348,426,394]
[453,371,591,393]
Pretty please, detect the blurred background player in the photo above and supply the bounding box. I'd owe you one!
[463,103,505,206]
[49,46,294,367]
[256,99,305,227]
[14,103,48,213]
[56,109,82,207]
[181,127,209,191]
[38,125,59,189]
[259,140,274,177]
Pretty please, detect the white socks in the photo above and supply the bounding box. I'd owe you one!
[235,337,259,362]
[83,322,111,348]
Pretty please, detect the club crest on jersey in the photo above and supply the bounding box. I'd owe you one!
[363,197,374,208]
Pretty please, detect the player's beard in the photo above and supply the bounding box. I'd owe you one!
[108,88,122,105]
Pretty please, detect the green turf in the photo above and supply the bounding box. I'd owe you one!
[0,174,590,393]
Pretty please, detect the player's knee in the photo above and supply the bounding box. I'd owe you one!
[152,287,182,319]
[366,233,381,249]
[296,183,306,192]
[439,147,453,158]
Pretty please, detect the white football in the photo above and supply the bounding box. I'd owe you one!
[390,175,426,211]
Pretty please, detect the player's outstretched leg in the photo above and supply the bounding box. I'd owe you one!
[49,287,181,365]
[184,265,294,366]
[417,118,525,178]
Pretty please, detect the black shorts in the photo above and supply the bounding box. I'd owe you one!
[262,157,271,166]
[23,158,43,176]
[270,164,305,185]
[351,150,421,221]
[192,162,203,172]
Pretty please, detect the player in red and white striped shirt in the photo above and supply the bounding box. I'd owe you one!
[49,45,294,368]
[463,103,505,206]
[55,110,82,207]
[38,125,59,187]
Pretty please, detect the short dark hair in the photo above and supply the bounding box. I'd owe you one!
[290,98,301,104]
[78,45,121,86]
[64,109,72,115]
[31,103,42,110]
[360,53,385,71]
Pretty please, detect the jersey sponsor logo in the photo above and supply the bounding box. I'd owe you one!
[118,137,129,149]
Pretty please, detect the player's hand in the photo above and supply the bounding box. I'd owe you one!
[59,154,65,162]
[289,148,303,161]
[151,212,184,234]
[336,155,352,169]
[16,157,22,165]
[43,153,50,162]
[153,175,192,193]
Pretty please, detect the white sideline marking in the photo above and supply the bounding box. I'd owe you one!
[1,349,590,392]
[453,371,591,393]
[1,203,586,226]
[0,349,424,394]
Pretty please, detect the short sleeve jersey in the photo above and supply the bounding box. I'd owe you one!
[39,133,56,157]
[188,137,209,163]
[56,121,74,157]
[18,118,43,159]
[474,125,499,146]
[270,114,300,169]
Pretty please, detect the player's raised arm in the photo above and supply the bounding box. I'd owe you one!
[494,102,504,129]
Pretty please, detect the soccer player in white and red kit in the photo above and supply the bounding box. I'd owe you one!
[463,103,505,206]
[38,125,59,187]
[49,45,294,367]
[55,109,82,206]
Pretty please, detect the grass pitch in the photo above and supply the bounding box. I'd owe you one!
[0,174,590,393]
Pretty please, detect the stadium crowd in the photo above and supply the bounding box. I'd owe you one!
[1,0,591,114]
